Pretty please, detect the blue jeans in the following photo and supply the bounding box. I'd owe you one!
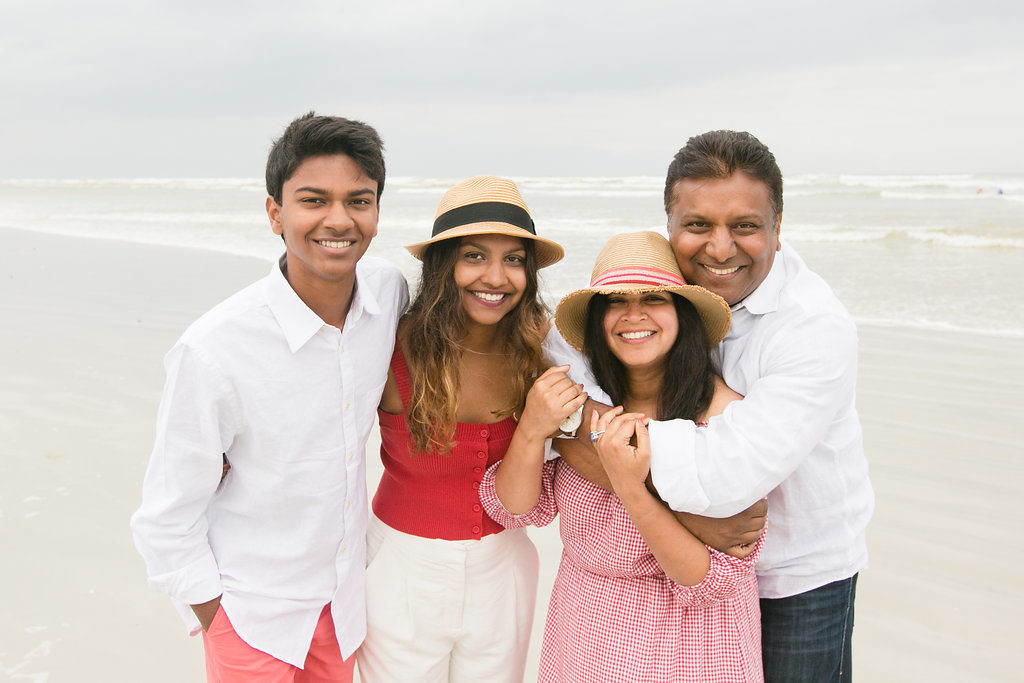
[760,574,858,683]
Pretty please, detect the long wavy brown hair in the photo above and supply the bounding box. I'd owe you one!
[401,237,548,455]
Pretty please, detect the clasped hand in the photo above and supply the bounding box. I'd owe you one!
[590,406,651,495]
[517,365,587,442]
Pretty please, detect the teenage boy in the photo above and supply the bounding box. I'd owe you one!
[131,112,408,682]
[550,130,873,682]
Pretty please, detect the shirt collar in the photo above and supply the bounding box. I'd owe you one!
[265,255,383,353]
[731,238,789,316]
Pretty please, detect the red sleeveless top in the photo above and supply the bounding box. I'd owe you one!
[372,347,516,540]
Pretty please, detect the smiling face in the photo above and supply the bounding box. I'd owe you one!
[266,153,379,296]
[601,291,679,373]
[452,234,528,329]
[666,172,781,306]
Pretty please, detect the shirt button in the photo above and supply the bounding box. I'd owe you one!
[345,500,351,509]
[347,452,354,462]
[477,451,486,459]
[473,504,481,512]
[479,428,489,438]
[472,481,480,490]
[473,466,482,474]
[345,402,351,411]
[339,345,344,353]
[339,545,347,555]
[472,525,481,534]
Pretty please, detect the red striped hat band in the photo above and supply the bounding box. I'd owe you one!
[590,266,686,288]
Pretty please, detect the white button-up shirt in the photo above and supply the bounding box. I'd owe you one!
[545,240,873,599]
[131,255,407,666]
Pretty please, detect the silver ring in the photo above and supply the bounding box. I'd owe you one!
[589,430,605,443]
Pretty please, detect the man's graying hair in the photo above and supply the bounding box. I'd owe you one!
[664,130,783,217]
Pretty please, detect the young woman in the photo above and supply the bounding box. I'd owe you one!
[482,230,765,682]
[356,176,584,682]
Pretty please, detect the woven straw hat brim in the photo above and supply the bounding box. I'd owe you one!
[405,222,565,269]
[554,283,731,352]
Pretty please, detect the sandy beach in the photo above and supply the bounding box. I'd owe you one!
[2,225,1022,682]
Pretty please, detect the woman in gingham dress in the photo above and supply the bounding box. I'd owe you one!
[481,231,764,682]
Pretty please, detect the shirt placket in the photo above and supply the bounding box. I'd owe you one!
[470,427,489,538]
[335,327,357,561]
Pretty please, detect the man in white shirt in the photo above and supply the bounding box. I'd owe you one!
[131,113,408,682]
[550,130,873,682]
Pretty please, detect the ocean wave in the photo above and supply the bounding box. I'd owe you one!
[854,315,1024,339]
[6,174,1021,200]
[782,222,1024,249]
[0,220,280,262]
[785,229,891,243]
[0,177,265,191]
[391,176,663,194]
[838,173,975,188]
[905,230,1024,249]
[784,173,1024,197]
[56,211,265,225]
[878,190,1020,201]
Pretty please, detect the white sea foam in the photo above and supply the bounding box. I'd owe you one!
[905,230,1024,249]
[2,173,1022,337]
[0,177,264,191]
[854,316,1024,339]
[58,211,264,225]
[786,229,892,243]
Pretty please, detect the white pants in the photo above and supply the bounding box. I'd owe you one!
[356,515,539,683]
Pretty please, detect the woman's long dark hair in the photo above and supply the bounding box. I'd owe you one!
[583,293,715,421]
[401,237,547,455]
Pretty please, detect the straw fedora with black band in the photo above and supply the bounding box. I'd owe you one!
[405,175,565,268]
[555,231,731,351]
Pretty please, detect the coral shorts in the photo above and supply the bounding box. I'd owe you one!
[202,603,354,683]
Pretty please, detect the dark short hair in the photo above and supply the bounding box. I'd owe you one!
[583,293,715,421]
[265,111,385,204]
[663,130,782,217]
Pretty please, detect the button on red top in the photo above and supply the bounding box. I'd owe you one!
[473,504,481,512]
[374,349,517,541]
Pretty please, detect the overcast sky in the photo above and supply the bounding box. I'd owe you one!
[2,0,1022,178]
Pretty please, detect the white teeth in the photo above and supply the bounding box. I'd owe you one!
[473,292,506,302]
[318,240,352,248]
[620,331,654,340]
[705,265,739,275]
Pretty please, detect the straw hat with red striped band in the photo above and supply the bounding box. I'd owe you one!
[555,230,731,351]
[404,175,564,268]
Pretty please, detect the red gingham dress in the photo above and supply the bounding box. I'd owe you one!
[480,459,764,682]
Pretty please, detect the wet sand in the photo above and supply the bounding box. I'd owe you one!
[1,226,1021,681]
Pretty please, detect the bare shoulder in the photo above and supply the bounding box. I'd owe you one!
[378,365,403,415]
[377,318,407,415]
[704,375,743,419]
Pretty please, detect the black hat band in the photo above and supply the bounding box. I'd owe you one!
[432,202,535,237]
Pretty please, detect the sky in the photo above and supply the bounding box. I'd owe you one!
[2,0,1022,179]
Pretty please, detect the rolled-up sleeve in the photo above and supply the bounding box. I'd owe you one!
[130,342,240,605]
[479,460,559,529]
[649,312,858,517]
[669,533,764,607]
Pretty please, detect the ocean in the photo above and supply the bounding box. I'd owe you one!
[2,174,1022,337]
